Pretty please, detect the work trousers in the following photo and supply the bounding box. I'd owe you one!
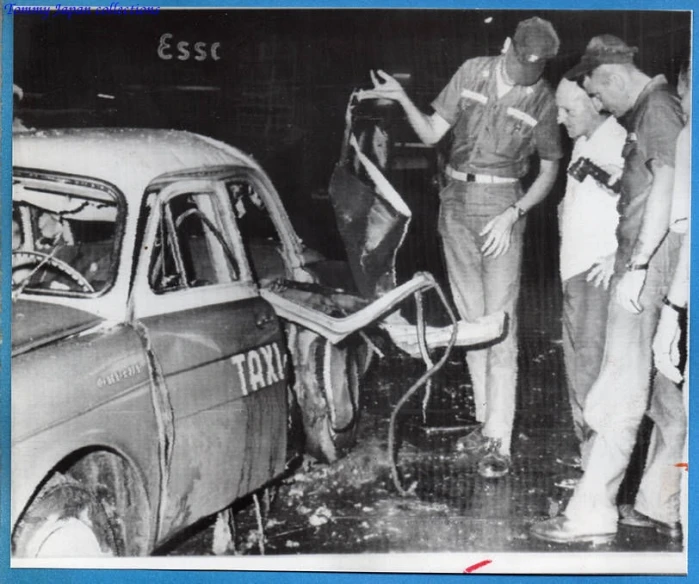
[438,179,525,456]
[562,268,611,467]
[634,232,686,526]
[564,232,681,531]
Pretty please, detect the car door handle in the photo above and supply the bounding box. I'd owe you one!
[255,311,276,328]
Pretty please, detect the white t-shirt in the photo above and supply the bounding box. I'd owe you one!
[670,124,690,234]
[559,116,627,282]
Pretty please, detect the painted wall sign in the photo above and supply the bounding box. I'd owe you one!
[158,33,221,62]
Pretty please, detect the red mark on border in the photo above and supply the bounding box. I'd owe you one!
[675,462,688,471]
[463,559,492,573]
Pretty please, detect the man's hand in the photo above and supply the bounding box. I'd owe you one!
[599,163,623,194]
[652,306,683,384]
[480,207,518,258]
[356,70,407,103]
[586,253,616,290]
[614,269,646,314]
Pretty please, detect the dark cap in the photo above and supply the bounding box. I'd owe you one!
[508,17,560,85]
[565,34,638,80]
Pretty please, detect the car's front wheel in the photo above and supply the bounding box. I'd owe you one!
[13,474,119,558]
[289,326,361,463]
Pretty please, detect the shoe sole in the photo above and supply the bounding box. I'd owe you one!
[619,518,682,540]
[455,442,490,455]
[531,530,616,545]
[478,467,510,479]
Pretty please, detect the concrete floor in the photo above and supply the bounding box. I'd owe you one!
[166,267,682,558]
[364,262,683,554]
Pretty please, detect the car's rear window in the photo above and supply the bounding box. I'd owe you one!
[12,173,122,297]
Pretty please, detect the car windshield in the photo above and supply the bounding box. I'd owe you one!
[12,177,121,297]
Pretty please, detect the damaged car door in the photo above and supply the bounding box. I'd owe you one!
[129,179,288,542]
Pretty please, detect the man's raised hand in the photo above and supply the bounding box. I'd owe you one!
[356,70,406,102]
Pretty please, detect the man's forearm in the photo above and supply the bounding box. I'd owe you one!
[516,159,559,213]
[397,95,450,146]
[630,163,675,265]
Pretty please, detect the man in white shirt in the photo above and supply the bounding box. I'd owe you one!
[555,78,626,469]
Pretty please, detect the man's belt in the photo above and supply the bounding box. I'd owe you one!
[445,165,518,184]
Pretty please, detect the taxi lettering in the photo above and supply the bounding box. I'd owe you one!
[230,342,286,396]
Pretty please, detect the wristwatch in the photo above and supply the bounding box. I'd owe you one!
[662,296,687,314]
[625,260,649,271]
[510,203,525,219]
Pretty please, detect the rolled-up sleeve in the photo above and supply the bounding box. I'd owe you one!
[431,60,472,126]
[639,92,683,168]
[533,98,563,161]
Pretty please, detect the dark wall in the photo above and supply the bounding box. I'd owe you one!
[14,10,691,270]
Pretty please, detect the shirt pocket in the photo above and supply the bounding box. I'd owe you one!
[494,107,537,157]
[458,89,488,118]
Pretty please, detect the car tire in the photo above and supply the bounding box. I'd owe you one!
[13,474,120,558]
[292,328,361,464]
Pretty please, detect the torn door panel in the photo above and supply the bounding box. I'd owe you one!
[261,272,505,352]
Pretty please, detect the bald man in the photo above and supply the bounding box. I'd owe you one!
[555,78,626,470]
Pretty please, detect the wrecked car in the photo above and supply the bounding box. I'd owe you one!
[11,128,503,558]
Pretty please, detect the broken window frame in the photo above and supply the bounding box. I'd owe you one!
[131,178,259,320]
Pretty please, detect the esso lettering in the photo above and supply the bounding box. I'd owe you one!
[158,33,221,62]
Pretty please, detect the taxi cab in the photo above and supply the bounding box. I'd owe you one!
[11,128,369,558]
[11,128,503,558]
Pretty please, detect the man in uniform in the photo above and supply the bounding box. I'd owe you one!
[532,35,684,543]
[555,78,626,470]
[359,17,563,478]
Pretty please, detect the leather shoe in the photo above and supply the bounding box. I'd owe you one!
[530,516,616,545]
[455,426,490,457]
[478,450,511,479]
[618,504,682,540]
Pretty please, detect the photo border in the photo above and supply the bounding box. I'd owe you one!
[1,1,696,582]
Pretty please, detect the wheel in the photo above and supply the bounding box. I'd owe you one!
[13,474,119,558]
[12,250,95,293]
[290,327,361,463]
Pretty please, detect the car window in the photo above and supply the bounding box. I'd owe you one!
[225,179,284,284]
[149,191,239,293]
[12,178,120,296]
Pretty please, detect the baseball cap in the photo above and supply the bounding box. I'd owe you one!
[565,34,638,80]
[506,17,560,86]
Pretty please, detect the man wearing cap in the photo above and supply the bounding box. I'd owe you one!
[532,35,684,543]
[359,17,563,479]
[555,77,626,471]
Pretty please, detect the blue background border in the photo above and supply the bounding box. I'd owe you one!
[1,1,696,582]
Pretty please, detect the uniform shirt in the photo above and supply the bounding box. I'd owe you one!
[669,124,690,234]
[559,116,627,282]
[431,56,563,179]
[615,75,684,268]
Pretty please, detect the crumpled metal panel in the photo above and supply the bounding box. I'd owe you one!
[329,133,411,300]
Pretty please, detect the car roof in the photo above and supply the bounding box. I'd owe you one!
[13,128,262,201]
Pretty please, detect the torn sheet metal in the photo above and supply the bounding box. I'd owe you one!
[329,123,411,299]
[380,311,506,358]
[260,272,505,349]
[261,272,437,344]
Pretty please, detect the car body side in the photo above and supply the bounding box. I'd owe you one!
[11,129,301,553]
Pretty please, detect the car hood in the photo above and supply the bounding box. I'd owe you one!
[12,299,105,356]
